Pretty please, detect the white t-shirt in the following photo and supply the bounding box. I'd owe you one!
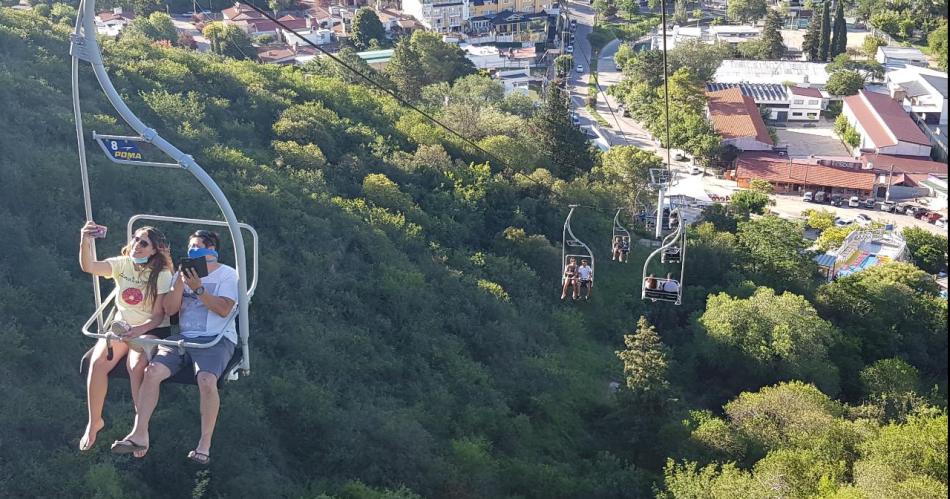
[179,264,239,344]
[663,280,679,293]
[577,265,592,281]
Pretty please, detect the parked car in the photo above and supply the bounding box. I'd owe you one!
[864,198,876,209]
[834,217,852,227]
[674,152,688,162]
[936,218,947,229]
[848,196,860,207]
[856,213,872,226]
[566,45,574,53]
[914,209,932,220]
[576,65,584,73]
[830,195,845,207]
[803,191,814,202]
[902,204,919,216]
[879,200,896,212]
[924,212,943,224]
[691,166,702,175]
[814,191,828,203]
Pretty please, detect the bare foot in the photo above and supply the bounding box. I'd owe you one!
[79,419,105,451]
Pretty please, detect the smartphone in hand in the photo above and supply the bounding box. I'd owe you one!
[93,225,108,239]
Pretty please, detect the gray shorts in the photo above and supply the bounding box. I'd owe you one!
[152,335,235,379]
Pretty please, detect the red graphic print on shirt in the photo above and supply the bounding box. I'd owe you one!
[122,287,144,306]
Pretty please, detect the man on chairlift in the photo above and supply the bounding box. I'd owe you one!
[577,259,593,300]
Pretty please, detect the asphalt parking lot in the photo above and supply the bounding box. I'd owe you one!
[774,119,850,158]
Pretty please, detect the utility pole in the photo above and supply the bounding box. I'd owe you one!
[885,162,894,202]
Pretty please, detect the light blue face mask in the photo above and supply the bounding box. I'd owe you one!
[131,255,149,264]
[188,247,218,262]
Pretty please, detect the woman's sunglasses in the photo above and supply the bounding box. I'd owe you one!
[132,236,151,248]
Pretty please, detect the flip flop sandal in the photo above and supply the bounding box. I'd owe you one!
[110,439,148,455]
[187,450,210,465]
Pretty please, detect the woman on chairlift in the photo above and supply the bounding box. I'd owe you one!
[77,222,174,452]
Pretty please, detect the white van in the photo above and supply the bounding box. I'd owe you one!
[803,191,814,202]
[848,196,860,207]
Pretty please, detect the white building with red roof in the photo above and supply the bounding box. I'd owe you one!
[705,87,774,151]
[95,7,136,37]
[842,90,932,157]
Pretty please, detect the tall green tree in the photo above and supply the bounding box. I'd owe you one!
[802,4,823,61]
[554,54,574,79]
[726,0,768,24]
[616,316,670,396]
[701,289,841,393]
[826,69,866,95]
[740,9,786,59]
[818,0,832,61]
[736,215,816,290]
[409,31,476,86]
[386,39,426,101]
[928,22,948,72]
[673,0,688,25]
[530,85,595,178]
[830,0,848,58]
[124,11,177,43]
[351,7,386,50]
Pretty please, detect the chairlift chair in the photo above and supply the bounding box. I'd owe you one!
[611,208,631,259]
[71,0,255,386]
[561,205,594,290]
[641,208,687,305]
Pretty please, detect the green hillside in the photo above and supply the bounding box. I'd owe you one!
[0,8,947,498]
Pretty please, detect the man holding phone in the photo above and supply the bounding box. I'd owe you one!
[113,230,238,465]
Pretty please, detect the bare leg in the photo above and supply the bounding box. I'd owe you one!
[126,335,157,412]
[122,362,172,457]
[572,280,579,299]
[81,339,129,451]
[194,372,220,457]
[561,278,570,299]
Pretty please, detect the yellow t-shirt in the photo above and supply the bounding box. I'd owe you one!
[106,256,173,327]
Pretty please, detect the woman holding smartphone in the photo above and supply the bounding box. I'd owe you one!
[78,221,174,454]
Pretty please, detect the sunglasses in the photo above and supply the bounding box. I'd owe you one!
[132,236,151,248]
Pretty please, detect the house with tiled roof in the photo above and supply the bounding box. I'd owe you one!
[705,87,774,151]
[842,90,932,157]
[734,151,877,197]
[95,7,136,36]
[860,154,948,176]
[704,83,825,121]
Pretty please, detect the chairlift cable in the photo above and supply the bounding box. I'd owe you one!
[660,0,673,173]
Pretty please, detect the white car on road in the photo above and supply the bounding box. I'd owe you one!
[576,65,584,73]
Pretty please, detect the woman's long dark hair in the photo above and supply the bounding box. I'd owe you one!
[120,226,173,306]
